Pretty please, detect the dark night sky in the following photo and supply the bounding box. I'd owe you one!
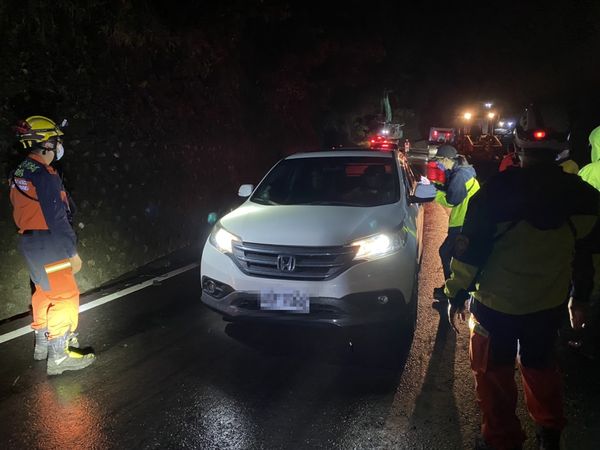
[154,0,600,127]
[152,1,600,96]
[3,0,600,157]
[245,1,600,151]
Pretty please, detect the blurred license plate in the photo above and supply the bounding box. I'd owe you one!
[260,289,310,313]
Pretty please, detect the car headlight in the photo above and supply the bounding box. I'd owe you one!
[351,232,401,260]
[209,225,240,254]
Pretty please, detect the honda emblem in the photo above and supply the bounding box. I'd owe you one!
[277,255,296,272]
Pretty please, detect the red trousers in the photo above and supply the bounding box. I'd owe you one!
[31,260,80,339]
[469,301,566,450]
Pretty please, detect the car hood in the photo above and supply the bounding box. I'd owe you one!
[219,202,407,246]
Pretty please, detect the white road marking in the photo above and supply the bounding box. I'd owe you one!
[0,263,199,345]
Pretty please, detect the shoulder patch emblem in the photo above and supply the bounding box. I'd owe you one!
[14,160,40,177]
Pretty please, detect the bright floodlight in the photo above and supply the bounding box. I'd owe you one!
[463,112,473,120]
[498,121,505,127]
[488,112,495,119]
[484,102,493,109]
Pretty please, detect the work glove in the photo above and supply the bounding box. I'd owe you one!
[447,289,470,334]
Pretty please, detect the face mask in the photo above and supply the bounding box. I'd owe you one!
[55,143,64,161]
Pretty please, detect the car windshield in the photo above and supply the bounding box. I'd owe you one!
[251,156,401,207]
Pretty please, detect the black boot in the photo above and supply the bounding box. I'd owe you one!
[47,332,95,376]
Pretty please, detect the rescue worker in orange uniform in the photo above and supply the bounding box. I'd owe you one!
[444,105,600,450]
[9,116,94,376]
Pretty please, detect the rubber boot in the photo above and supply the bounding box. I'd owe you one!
[33,328,48,361]
[47,332,95,376]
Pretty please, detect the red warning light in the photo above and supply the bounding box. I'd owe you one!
[533,130,546,139]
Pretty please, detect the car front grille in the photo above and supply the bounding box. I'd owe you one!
[231,242,358,281]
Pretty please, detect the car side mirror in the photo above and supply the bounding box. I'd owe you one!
[238,184,254,198]
[409,182,437,203]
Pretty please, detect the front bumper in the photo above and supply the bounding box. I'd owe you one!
[201,288,409,327]
[200,239,416,327]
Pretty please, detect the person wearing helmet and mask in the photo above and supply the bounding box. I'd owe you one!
[429,144,480,303]
[444,104,600,450]
[9,116,94,376]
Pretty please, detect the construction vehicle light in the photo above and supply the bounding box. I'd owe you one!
[534,130,546,139]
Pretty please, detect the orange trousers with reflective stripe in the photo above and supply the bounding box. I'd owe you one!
[31,260,80,340]
[469,301,566,450]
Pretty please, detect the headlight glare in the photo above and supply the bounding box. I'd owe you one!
[352,233,399,260]
[211,226,240,254]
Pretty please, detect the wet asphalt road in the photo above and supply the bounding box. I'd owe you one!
[1,156,599,449]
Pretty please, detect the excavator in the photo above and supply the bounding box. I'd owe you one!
[455,107,503,161]
[368,90,405,151]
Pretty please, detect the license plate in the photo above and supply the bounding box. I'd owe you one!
[260,289,310,313]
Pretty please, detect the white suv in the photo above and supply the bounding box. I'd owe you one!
[200,149,435,329]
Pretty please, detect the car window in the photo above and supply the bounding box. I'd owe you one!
[251,156,400,207]
[396,153,417,198]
